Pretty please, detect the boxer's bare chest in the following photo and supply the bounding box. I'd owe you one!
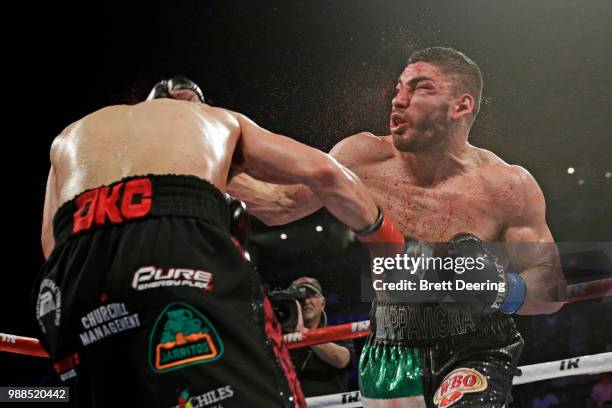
[354,161,505,242]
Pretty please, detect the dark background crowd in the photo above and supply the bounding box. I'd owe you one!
[2,1,610,406]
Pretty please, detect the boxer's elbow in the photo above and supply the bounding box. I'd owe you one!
[252,199,299,226]
[302,156,345,194]
[555,274,567,304]
[546,268,566,312]
[518,298,564,315]
[545,302,564,314]
[546,278,566,314]
[534,298,564,315]
[41,231,54,260]
[519,269,566,315]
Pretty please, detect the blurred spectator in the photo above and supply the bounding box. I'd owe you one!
[585,397,598,408]
[531,385,560,408]
[555,390,574,408]
[592,373,612,407]
[288,277,355,397]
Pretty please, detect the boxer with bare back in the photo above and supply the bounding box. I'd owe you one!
[34,77,403,407]
[229,48,565,407]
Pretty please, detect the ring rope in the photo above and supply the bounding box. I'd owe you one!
[286,277,612,349]
[305,352,612,408]
[1,278,610,357]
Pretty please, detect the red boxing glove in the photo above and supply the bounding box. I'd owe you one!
[355,207,404,256]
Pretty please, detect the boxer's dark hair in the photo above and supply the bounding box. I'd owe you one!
[146,76,205,103]
[407,47,483,118]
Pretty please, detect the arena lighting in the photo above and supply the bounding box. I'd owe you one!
[280,233,288,240]
[567,167,575,174]
[316,225,324,232]
[578,179,585,186]
[605,171,611,178]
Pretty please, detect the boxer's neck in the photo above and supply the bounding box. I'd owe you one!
[400,132,471,187]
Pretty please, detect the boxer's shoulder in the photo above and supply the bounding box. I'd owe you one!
[469,145,530,183]
[195,107,245,135]
[50,118,85,157]
[206,106,240,124]
[330,132,393,167]
[496,164,546,220]
[470,146,545,218]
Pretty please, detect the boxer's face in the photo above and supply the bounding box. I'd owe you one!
[391,62,457,152]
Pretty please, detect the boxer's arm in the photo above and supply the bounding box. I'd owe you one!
[502,167,565,315]
[233,114,378,231]
[41,166,58,259]
[227,132,377,225]
[227,173,321,225]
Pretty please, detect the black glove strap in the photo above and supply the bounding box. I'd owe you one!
[353,206,383,236]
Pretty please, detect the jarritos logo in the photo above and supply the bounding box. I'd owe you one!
[433,368,488,408]
[149,302,223,373]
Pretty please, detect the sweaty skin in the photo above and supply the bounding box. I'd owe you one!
[41,97,379,258]
[228,62,565,315]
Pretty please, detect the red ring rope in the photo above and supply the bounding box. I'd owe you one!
[2,278,611,357]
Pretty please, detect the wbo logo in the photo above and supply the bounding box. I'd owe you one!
[433,367,488,407]
[149,302,223,373]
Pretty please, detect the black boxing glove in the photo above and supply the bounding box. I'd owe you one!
[442,233,526,314]
[226,195,251,248]
[146,75,205,103]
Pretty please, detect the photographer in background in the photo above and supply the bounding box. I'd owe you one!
[288,277,355,397]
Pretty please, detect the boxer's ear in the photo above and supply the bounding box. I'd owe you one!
[451,93,474,120]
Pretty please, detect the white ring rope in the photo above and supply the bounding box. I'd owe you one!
[305,352,612,407]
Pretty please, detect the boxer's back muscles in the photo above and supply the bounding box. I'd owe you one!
[42,99,239,257]
[51,99,240,205]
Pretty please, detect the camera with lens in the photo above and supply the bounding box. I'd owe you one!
[268,286,310,333]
